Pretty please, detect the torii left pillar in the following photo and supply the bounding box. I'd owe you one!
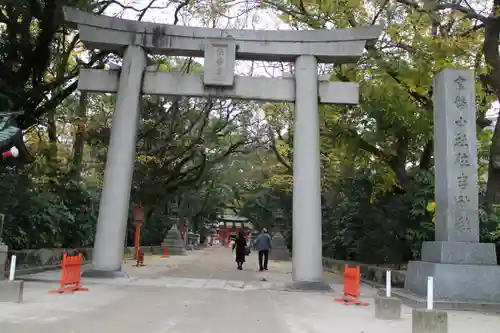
[83,45,147,277]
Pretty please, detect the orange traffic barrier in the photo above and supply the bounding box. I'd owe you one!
[334,264,368,306]
[162,246,168,258]
[49,253,88,294]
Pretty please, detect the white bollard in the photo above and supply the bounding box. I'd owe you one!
[427,276,434,310]
[9,255,17,281]
[386,270,391,297]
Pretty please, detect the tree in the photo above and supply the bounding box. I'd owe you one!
[262,0,491,190]
[390,0,500,203]
[0,1,110,127]
[0,1,270,250]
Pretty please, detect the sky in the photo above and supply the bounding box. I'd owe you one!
[103,0,291,76]
[104,1,287,30]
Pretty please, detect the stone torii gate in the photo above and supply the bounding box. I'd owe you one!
[64,8,381,288]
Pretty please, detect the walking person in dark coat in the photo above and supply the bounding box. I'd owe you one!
[253,228,272,271]
[232,231,247,270]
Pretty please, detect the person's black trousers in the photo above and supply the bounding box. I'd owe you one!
[258,250,269,270]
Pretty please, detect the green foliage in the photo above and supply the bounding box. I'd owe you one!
[0,167,99,249]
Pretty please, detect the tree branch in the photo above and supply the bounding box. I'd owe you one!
[396,0,488,22]
[267,126,293,173]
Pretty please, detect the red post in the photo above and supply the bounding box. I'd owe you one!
[132,204,145,260]
[134,222,141,260]
[136,250,144,266]
[162,245,169,258]
[180,219,187,240]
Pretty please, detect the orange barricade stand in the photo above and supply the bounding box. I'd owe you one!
[334,264,368,306]
[162,246,168,258]
[49,253,88,294]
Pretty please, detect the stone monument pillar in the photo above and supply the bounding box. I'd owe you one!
[405,69,500,302]
[269,211,291,261]
[161,225,186,256]
[83,45,147,277]
[292,55,328,289]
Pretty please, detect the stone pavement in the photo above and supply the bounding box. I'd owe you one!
[0,246,499,333]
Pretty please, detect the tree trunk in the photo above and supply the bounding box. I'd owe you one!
[71,92,88,175]
[485,109,500,203]
[482,6,500,204]
[46,107,58,171]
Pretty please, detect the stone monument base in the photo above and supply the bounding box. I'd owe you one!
[421,241,497,265]
[405,260,500,302]
[0,280,24,303]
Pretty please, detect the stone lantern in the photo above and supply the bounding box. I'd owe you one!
[273,208,285,233]
[161,203,186,255]
[269,209,290,261]
[131,204,145,259]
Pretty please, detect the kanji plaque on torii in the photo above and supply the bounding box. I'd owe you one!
[203,37,236,87]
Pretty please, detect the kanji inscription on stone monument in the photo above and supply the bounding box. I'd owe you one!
[454,76,466,90]
[452,74,474,233]
[433,69,479,242]
[455,214,471,232]
[453,132,469,148]
[454,116,467,127]
[454,152,471,167]
[454,95,467,111]
[457,173,468,190]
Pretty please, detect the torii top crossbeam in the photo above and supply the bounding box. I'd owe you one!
[63,7,382,63]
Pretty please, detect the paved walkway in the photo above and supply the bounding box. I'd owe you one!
[0,246,498,332]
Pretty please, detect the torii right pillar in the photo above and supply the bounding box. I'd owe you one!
[291,55,325,289]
